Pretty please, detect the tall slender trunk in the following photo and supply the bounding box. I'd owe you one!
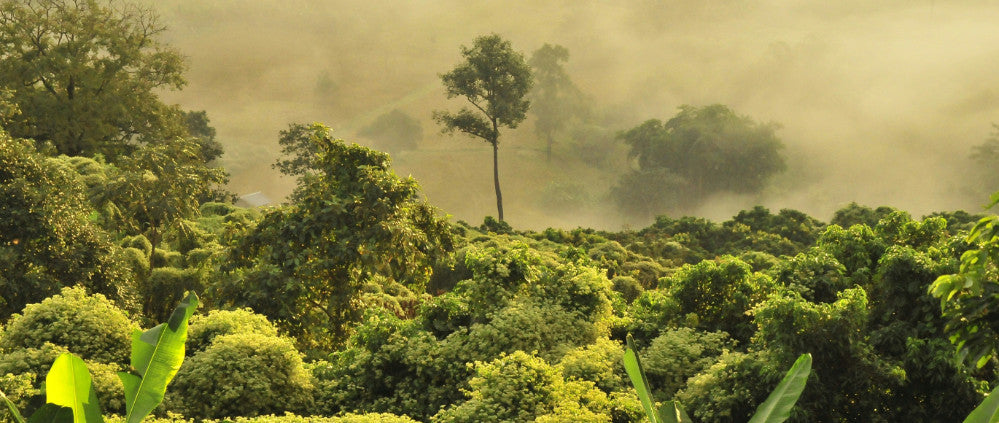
[493,140,504,221]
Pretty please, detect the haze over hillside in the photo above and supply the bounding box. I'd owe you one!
[147,0,999,229]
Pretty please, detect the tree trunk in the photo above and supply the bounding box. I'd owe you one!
[493,140,504,221]
[148,225,158,277]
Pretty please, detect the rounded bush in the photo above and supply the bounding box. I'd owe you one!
[87,360,126,414]
[199,201,237,217]
[186,308,279,354]
[0,342,68,392]
[611,276,643,304]
[122,235,152,257]
[432,351,563,423]
[0,287,136,365]
[558,338,627,393]
[121,247,150,278]
[456,299,603,362]
[642,328,735,399]
[168,333,313,419]
[183,248,214,268]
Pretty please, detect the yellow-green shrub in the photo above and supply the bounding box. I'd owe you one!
[166,333,313,419]
[185,308,279,354]
[0,287,136,364]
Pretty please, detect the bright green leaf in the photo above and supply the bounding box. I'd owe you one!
[118,292,198,423]
[748,353,812,423]
[623,334,660,423]
[44,353,103,423]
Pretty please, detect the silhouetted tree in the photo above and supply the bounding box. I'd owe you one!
[613,105,785,217]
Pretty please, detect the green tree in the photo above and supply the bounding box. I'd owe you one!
[930,195,999,368]
[433,34,532,222]
[0,133,132,320]
[183,110,223,164]
[613,105,785,217]
[98,137,227,276]
[528,43,587,161]
[223,124,454,352]
[272,122,322,182]
[0,0,187,161]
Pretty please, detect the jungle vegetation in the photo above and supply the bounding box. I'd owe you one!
[3,1,999,423]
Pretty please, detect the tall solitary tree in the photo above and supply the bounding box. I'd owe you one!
[434,34,532,222]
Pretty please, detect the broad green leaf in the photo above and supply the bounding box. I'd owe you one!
[623,334,660,423]
[118,292,198,423]
[748,353,812,423]
[27,404,73,423]
[1,387,28,423]
[964,384,999,423]
[659,401,691,423]
[44,353,103,423]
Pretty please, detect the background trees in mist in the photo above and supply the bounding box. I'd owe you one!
[528,43,589,162]
[433,34,533,223]
[613,104,786,219]
[970,124,999,196]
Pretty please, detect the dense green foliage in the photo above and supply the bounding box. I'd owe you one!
[4,11,999,423]
[0,287,135,365]
[167,333,313,419]
[0,0,190,161]
[0,135,134,320]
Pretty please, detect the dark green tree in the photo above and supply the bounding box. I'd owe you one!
[433,34,533,222]
[0,132,133,320]
[183,110,223,164]
[0,0,188,161]
[98,137,228,275]
[223,124,454,352]
[528,43,587,161]
[613,105,786,217]
[272,122,323,182]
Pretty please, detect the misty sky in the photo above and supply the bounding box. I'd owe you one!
[148,0,999,229]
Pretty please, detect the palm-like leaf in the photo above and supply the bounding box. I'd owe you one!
[44,353,103,423]
[748,354,812,423]
[117,292,198,423]
[964,385,999,423]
